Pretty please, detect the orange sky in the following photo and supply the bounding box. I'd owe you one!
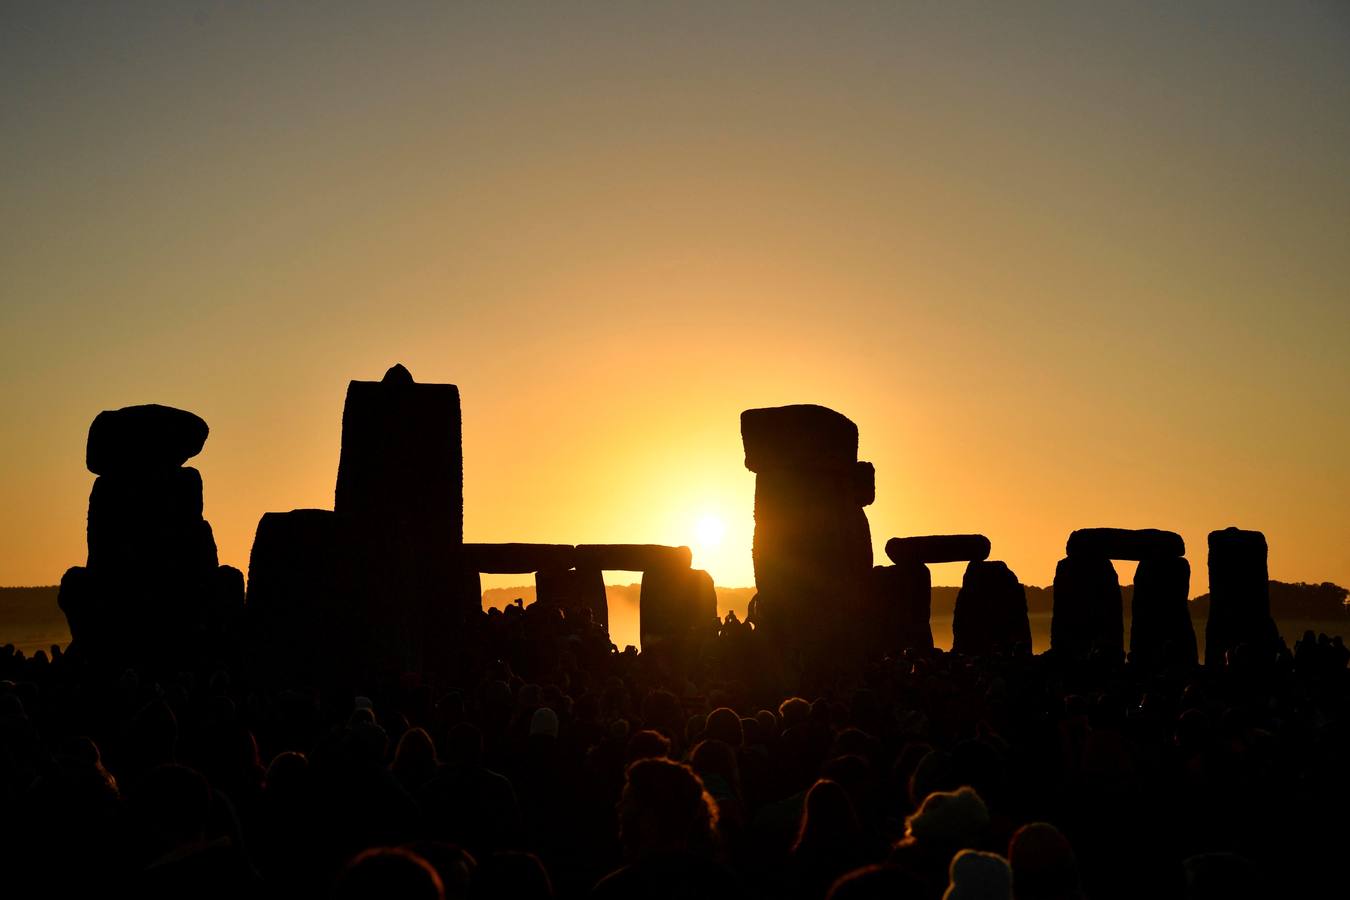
[2,3,1348,594]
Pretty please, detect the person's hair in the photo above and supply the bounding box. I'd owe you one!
[779,697,811,729]
[333,847,444,900]
[618,757,719,857]
[626,729,672,763]
[793,779,860,855]
[471,850,553,900]
[395,727,439,771]
[704,707,744,747]
[827,864,925,900]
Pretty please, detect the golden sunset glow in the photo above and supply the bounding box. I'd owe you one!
[1,5,1347,597]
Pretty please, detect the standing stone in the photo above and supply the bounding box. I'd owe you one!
[1051,556,1124,661]
[335,365,470,673]
[59,404,235,673]
[953,560,1031,657]
[742,404,874,661]
[572,565,610,631]
[639,565,717,649]
[245,509,346,682]
[1131,555,1196,668]
[870,563,934,654]
[1205,528,1280,666]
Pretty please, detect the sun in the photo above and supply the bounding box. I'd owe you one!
[692,513,726,562]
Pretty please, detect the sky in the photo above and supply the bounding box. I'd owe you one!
[2,1,1348,595]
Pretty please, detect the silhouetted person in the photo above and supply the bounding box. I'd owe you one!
[334,846,445,900]
[787,779,871,900]
[472,850,554,900]
[591,758,737,900]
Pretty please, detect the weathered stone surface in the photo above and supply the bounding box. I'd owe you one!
[640,566,717,648]
[1066,528,1184,561]
[885,534,991,566]
[335,367,462,546]
[1051,555,1123,660]
[572,565,610,632]
[462,543,577,574]
[56,566,94,647]
[750,464,873,657]
[573,544,692,572]
[741,404,859,473]
[86,404,209,475]
[333,366,472,674]
[1205,527,1280,666]
[952,560,1031,657]
[852,461,876,507]
[86,468,213,572]
[1130,555,1196,667]
[870,562,934,654]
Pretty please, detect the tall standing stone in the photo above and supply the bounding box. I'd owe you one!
[1131,555,1196,667]
[869,563,934,654]
[335,365,469,673]
[1205,527,1280,666]
[59,404,240,673]
[1051,556,1123,661]
[953,560,1031,657]
[741,404,874,661]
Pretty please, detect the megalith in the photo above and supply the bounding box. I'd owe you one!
[58,404,241,672]
[741,404,874,659]
[1052,527,1193,665]
[1131,555,1197,667]
[869,563,933,654]
[1051,555,1123,660]
[1205,527,1280,666]
[952,560,1031,657]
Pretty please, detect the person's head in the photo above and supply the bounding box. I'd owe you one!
[471,850,553,900]
[334,847,444,900]
[904,786,989,854]
[793,779,860,853]
[944,850,1012,900]
[618,757,718,858]
[779,697,811,730]
[704,707,744,747]
[827,865,925,900]
[1007,822,1080,900]
[403,842,476,900]
[625,729,671,764]
[395,727,439,772]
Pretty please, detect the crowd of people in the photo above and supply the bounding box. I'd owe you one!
[1,599,1347,899]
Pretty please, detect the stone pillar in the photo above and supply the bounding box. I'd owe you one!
[334,364,470,673]
[1205,527,1280,666]
[870,563,934,654]
[639,565,717,649]
[1051,555,1123,661]
[1131,556,1196,668]
[741,404,873,660]
[58,404,239,673]
[953,560,1031,657]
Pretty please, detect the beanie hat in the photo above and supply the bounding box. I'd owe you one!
[944,850,1012,900]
